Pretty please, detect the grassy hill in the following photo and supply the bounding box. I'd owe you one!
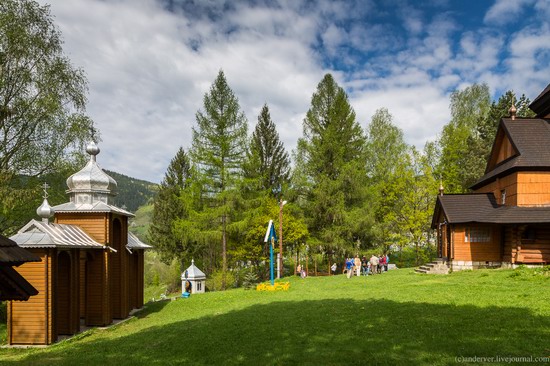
[129,203,153,242]
[2,267,549,365]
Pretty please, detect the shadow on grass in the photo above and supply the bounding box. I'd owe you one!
[5,298,550,365]
[134,299,171,319]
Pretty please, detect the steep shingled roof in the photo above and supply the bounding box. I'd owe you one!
[470,118,550,190]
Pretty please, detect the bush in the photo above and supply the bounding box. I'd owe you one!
[393,245,436,268]
[206,270,236,291]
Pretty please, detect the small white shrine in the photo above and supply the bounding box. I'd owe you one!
[181,259,206,294]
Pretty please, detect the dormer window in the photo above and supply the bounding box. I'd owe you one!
[501,189,506,205]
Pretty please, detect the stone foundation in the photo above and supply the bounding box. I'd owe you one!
[450,261,503,271]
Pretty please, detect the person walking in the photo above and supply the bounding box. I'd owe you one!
[385,253,390,271]
[354,256,361,277]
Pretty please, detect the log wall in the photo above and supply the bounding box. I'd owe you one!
[9,249,55,345]
[452,224,502,262]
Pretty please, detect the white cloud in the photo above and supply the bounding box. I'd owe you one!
[484,0,534,25]
[33,0,550,185]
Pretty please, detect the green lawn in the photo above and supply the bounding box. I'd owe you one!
[1,268,550,365]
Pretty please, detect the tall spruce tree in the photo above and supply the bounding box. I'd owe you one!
[297,74,368,254]
[189,70,248,289]
[244,103,290,195]
[148,147,191,264]
[240,104,306,276]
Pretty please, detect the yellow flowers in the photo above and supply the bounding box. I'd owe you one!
[256,282,290,291]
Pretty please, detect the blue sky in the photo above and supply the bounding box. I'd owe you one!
[39,0,550,183]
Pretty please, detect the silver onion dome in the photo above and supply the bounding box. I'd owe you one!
[36,198,54,222]
[66,141,117,205]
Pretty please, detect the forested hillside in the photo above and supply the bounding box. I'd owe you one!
[105,170,157,212]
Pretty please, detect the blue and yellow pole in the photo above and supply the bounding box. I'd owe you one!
[270,237,275,286]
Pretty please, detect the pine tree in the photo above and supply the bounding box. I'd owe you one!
[297,74,368,254]
[148,147,191,264]
[244,104,290,196]
[189,70,248,289]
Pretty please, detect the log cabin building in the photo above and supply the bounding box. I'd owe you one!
[7,142,151,345]
[432,83,550,271]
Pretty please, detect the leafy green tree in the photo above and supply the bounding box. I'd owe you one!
[365,108,408,183]
[189,70,248,289]
[395,146,438,264]
[437,83,491,192]
[297,73,368,254]
[233,195,308,270]
[148,147,192,265]
[0,0,94,233]
[365,108,409,251]
[0,0,93,175]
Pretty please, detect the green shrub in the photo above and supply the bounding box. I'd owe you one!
[242,270,259,290]
[206,270,236,291]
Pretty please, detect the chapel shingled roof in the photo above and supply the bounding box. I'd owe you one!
[470,118,550,190]
[432,193,550,228]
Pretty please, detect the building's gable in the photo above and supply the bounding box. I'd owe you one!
[485,125,519,173]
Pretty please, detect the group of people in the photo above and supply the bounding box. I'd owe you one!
[340,254,390,278]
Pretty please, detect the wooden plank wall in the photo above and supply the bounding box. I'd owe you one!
[495,134,515,164]
[474,173,518,206]
[85,250,111,326]
[55,213,109,243]
[136,251,144,308]
[128,253,137,310]
[56,251,71,335]
[517,172,550,206]
[79,251,87,318]
[9,249,55,345]
[452,225,502,261]
[110,217,122,318]
[109,215,130,319]
[55,249,81,336]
